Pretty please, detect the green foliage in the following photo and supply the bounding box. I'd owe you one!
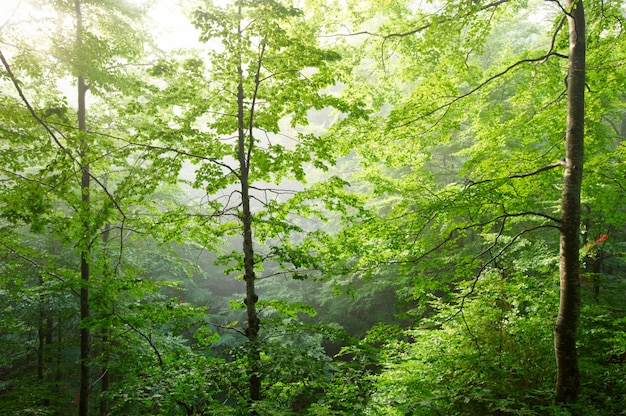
[369,269,559,415]
[1,0,626,414]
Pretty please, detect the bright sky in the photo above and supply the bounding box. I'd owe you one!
[141,0,203,50]
[0,0,202,51]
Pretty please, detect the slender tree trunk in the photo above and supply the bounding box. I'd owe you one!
[78,77,91,416]
[75,2,91,415]
[37,276,46,384]
[78,73,91,416]
[98,329,109,416]
[554,0,585,405]
[236,5,261,412]
[37,294,52,407]
[238,61,262,415]
[238,79,262,411]
[99,222,111,416]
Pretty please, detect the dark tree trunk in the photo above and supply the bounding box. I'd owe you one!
[235,5,262,413]
[554,0,585,405]
[238,61,262,416]
[236,6,261,411]
[78,81,91,416]
[37,276,46,383]
[99,223,111,416]
[75,2,91,415]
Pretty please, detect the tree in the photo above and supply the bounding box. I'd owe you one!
[554,0,585,404]
[324,0,623,409]
[0,1,173,413]
[74,3,92,413]
[125,0,366,411]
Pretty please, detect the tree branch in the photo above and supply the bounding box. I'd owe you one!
[116,313,163,366]
[0,49,129,222]
[124,140,240,178]
[0,240,80,297]
[507,159,565,178]
[392,51,567,129]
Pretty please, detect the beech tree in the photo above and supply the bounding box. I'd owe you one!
[1,0,623,414]
[124,0,365,411]
[0,1,171,414]
[324,0,623,410]
[554,0,585,404]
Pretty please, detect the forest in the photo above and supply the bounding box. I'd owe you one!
[0,0,625,414]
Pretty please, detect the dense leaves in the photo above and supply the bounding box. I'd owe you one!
[0,0,625,414]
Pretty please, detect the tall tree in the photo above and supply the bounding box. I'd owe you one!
[192,0,363,409]
[74,2,92,413]
[0,1,160,413]
[326,0,622,408]
[554,0,585,404]
[126,0,365,410]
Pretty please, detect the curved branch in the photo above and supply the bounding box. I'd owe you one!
[0,240,80,297]
[0,49,67,152]
[392,51,567,129]
[1,50,129,222]
[507,159,565,178]
[116,314,163,366]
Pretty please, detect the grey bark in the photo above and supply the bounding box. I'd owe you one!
[554,0,585,405]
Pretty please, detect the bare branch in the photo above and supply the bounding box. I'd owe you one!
[507,159,565,178]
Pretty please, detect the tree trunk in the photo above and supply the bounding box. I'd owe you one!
[236,6,261,412]
[99,221,111,416]
[554,0,585,405]
[238,59,262,416]
[75,2,91,415]
[98,330,110,416]
[37,275,46,383]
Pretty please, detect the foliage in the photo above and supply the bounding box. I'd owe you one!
[0,0,625,414]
